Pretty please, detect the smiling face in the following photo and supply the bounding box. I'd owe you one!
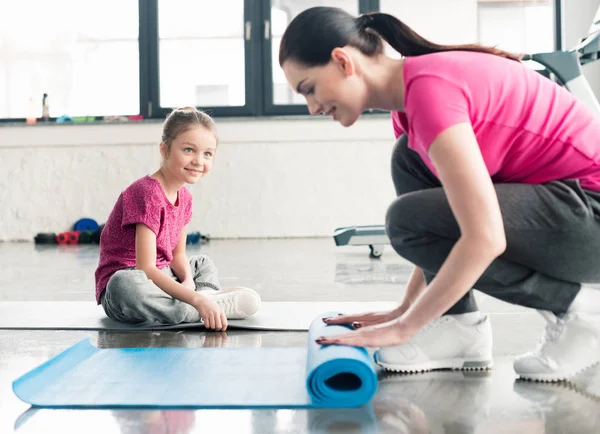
[161,125,217,185]
[282,48,366,127]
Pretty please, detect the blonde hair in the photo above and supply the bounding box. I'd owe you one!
[161,106,218,152]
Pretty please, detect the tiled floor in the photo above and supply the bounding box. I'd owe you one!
[1,239,598,433]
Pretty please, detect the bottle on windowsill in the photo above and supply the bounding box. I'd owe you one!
[42,93,50,121]
[26,97,37,125]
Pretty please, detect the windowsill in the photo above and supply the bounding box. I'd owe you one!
[0,113,394,147]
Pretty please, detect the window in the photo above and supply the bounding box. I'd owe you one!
[0,0,139,119]
[158,0,246,108]
[0,0,563,121]
[379,0,558,72]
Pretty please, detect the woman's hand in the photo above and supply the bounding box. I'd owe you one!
[322,303,409,329]
[315,318,414,348]
[193,295,228,331]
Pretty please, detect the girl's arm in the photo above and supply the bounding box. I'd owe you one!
[135,224,198,305]
[135,224,227,330]
[170,226,194,289]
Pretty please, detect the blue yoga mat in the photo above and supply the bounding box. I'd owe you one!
[13,313,378,408]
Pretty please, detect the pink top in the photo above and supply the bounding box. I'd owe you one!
[392,51,600,191]
[94,175,192,303]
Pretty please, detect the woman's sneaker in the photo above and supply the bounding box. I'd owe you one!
[374,314,494,373]
[513,311,600,382]
[200,287,261,319]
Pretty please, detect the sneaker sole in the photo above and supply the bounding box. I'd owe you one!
[517,360,600,383]
[375,356,494,373]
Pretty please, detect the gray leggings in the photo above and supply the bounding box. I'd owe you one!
[100,255,220,325]
[386,135,600,315]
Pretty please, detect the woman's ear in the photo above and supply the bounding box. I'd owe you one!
[331,47,355,77]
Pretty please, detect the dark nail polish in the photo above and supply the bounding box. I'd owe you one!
[352,322,362,329]
[322,317,330,323]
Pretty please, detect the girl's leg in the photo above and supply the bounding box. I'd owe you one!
[188,255,261,319]
[188,255,221,290]
[101,268,200,325]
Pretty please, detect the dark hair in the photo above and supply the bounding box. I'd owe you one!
[162,106,218,152]
[279,7,522,67]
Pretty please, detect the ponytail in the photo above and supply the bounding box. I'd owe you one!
[279,7,522,67]
[357,13,522,62]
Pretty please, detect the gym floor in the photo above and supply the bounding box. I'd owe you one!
[1,238,599,433]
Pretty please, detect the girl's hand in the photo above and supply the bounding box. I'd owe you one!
[193,295,228,331]
[322,303,409,329]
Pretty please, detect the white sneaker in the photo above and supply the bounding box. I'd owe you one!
[374,314,493,373]
[200,287,261,320]
[513,311,600,382]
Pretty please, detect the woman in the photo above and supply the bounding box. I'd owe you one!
[279,7,600,382]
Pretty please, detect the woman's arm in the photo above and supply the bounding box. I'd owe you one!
[170,226,194,289]
[398,122,506,333]
[317,123,506,346]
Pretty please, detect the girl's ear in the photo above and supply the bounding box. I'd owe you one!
[159,142,168,159]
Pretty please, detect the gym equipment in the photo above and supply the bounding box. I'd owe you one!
[0,301,396,331]
[335,7,600,257]
[56,232,80,245]
[12,315,378,408]
[73,218,99,232]
[34,233,57,245]
[186,231,210,245]
[333,225,389,258]
[77,230,95,244]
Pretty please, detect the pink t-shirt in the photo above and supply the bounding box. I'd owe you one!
[392,51,600,191]
[94,175,192,303]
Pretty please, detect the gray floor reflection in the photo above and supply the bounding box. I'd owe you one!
[335,263,410,284]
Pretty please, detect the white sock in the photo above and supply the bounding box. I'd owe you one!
[568,286,600,315]
[452,311,483,326]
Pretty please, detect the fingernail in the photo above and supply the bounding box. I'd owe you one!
[322,317,331,323]
[338,313,343,316]
[316,337,325,344]
[352,322,362,329]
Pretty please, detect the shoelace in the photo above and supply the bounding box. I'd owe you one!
[538,310,568,346]
[216,294,238,316]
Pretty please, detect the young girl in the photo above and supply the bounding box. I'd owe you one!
[95,107,260,331]
[279,7,600,382]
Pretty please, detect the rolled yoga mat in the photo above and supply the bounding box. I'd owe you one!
[13,313,378,408]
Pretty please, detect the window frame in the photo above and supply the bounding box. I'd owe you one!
[0,0,562,122]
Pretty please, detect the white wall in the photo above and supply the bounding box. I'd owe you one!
[1,0,599,242]
[0,116,396,241]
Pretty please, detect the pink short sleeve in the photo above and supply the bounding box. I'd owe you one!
[392,112,404,139]
[405,75,470,154]
[120,183,162,236]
